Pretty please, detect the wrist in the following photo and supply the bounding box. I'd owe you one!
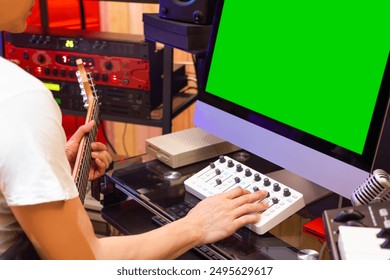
[175,216,205,247]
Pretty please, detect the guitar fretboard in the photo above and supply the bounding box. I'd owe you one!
[73,68,100,204]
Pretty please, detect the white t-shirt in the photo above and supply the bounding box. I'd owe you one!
[0,57,79,255]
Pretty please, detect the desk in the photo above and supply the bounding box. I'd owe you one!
[98,153,336,260]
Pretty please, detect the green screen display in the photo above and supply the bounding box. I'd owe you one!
[206,1,389,155]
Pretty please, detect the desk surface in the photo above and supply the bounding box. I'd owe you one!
[100,152,337,260]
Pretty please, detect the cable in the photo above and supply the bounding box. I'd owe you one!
[122,123,129,156]
[319,241,328,260]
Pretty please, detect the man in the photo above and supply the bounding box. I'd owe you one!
[0,0,269,259]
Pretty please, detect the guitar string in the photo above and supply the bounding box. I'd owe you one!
[75,71,100,203]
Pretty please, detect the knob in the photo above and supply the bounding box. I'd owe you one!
[29,35,37,44]
[215,169,221,175]
[105,61,113,70]
[216,178,222,185]
[273,183,281,192]
[219,155,226,163]
[236,164,243,172]
[227,160,234,168]
[245,168,252,177]
[272,197,279,204]
[253,173,261,181]
[253,186,259,192]
[263,178,271,186]
[37,54,45,63]
[234,177,241,183]
[193,10,204,23]
[209,162,215,168]
[43,36,51,45]
[283,188,291,197]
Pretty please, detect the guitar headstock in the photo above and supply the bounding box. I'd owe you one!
[75,58,98,110]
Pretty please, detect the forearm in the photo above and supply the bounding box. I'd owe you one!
[97,217,202,260]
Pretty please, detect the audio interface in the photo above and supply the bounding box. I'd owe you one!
[2,27,188,120]
[3,26,163,91]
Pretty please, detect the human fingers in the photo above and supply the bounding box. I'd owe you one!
[219,187,246,199]
[68,120,95,143]
[230,189,268,208]
[91,142,108,152]
[91,149,112,169]
[234,212,262,226]
[232,199,269,219]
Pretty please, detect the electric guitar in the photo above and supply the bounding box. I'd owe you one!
[72,58,100,204]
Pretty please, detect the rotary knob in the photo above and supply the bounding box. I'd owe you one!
[105,61,113,70]
[283,188,291,197]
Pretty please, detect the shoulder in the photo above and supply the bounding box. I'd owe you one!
[0,57,53,105]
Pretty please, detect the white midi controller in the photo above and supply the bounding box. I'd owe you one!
[184,155,305,234]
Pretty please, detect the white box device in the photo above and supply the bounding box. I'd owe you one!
[146,127,241,168]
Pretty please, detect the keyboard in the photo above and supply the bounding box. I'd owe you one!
[323,200,390,259]
[337,226,390,259]
[184,155,305,235]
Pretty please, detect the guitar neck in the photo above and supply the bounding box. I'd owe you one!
[73,99,99,203]
[72,63,100,204]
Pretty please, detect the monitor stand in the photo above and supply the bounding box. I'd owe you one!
[267,169,333,205]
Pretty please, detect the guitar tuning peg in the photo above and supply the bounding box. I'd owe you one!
[75,71,81,77]
[83,103,89,109]
[80,88,86,96]
[83,96,88,103]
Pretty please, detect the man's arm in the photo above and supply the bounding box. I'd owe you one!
[11,188,268,259]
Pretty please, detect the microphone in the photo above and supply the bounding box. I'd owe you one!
[351,169,390,206]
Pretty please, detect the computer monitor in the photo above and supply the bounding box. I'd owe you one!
[194,0,390,199]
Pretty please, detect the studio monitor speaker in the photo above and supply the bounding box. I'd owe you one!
[159,0,215,25]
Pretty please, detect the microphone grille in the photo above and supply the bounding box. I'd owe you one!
[351,169,390,206]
